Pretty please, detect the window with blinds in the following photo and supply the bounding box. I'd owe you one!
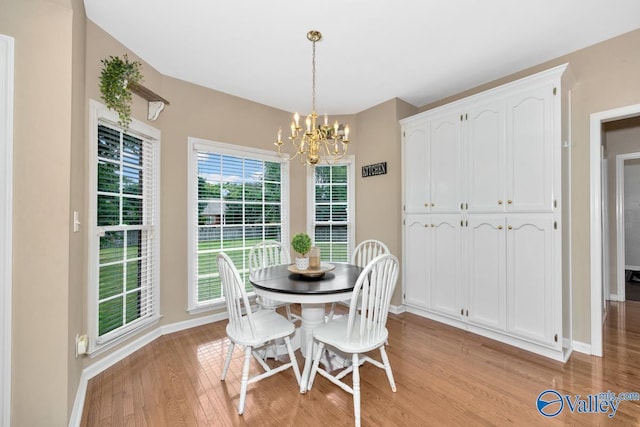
[188,138,289,311]
[89,100,160,352]
[308,158,355,262]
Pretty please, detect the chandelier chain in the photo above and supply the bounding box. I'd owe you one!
[311,39,316,113]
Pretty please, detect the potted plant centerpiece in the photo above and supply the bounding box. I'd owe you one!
[291,232,312,270]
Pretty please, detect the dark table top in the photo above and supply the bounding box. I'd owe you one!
[249,263,363,295]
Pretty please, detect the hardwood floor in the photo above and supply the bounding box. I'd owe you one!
[81,302,640,426]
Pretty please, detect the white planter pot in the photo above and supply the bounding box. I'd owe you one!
[295,257,309,270]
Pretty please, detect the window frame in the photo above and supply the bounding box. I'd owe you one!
[306,156,356,262]
[187,137,290,313]
[87,100,161,356]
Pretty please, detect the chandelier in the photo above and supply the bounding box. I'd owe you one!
[274,30,350,165]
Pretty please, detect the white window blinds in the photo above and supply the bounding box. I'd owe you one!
[88,101,160,353]
[308,158,355,262]
[188,138,289,311]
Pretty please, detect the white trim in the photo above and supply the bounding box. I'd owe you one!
[388,304,405,315]
[615,152,640,302]
[590,103,640,357]
[306,156,356,258]
[602,157,610,303]
[571,340,592,355]
[0,33,13,427]
[87,100,161,354]
[187,137,290,311]
[609,293,622,302]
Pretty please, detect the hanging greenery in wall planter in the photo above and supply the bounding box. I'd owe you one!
[99,54,143,128]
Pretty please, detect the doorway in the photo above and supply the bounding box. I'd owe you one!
[591,104,640,358]
[615,150,640,303]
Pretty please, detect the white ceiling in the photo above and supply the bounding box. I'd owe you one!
[84,0,640,115]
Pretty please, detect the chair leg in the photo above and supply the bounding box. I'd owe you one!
[285,303,293,321]
[307,341,326,391]
[238,346,252,415]
[284,336,302,386]
[352,353,361,427]
[327,303,336,321]
[221,341,235,380]
[379,346,396,392]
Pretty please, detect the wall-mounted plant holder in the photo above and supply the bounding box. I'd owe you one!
[129,81,170,121]
[100,54,170,127]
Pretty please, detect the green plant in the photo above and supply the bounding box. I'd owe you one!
[99,54,143,128]
[291,232,312,257]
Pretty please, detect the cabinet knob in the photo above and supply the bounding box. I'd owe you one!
[498,225,503,230]
[431,203,435,207]
[498,200,503,205]
[424,203,429,208]
[507,200,513,204]
[508,225,513,230]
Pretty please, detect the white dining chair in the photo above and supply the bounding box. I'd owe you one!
[307,253,399,427]
[248,240,301,322]
[217,252,302,415]
[327,239,390,320]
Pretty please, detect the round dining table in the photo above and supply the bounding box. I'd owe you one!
[249,262,363,393]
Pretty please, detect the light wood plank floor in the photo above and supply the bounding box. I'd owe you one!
[81,302,640,426]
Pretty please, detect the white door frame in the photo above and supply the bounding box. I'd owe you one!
[0,33,14,427]
[616,152,640,303]
[590,103,640,357]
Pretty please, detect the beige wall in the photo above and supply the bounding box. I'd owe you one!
[4,2,640,423]
[0,0,80,425]
[355,98,417,305]
[604,117,640,296]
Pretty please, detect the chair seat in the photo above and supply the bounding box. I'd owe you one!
[313,315,388,354]
[227,310,296,347]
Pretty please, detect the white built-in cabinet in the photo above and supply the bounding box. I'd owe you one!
[401,64,572,361]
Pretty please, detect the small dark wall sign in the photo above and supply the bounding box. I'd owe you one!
[362,162,387,178]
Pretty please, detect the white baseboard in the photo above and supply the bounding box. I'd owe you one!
[572,340,592,355]
[609,293,621,302]
[69,312,228,427]
[389,304,405,315]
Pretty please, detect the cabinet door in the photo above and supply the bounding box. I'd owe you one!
[466,100,506,213]
[403,123,430,213]
[466,216,506,330]
[506,216,558,348]
[429,216,461,317]
[403,217,430,308]
[430,113,461,213]
[506,85,554,212]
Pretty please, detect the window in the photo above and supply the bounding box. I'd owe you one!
[307,157,355,262]
[188,138,289,312]
[88,101,160,353]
